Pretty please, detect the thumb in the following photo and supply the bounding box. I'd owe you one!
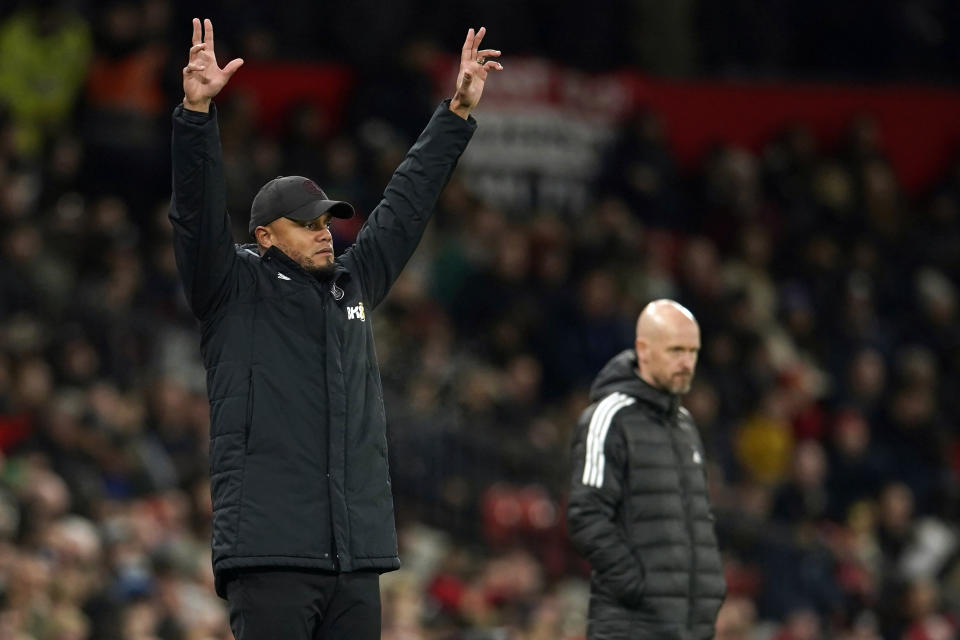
[223,58,244,78]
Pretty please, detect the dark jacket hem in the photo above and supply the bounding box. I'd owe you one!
[212,554,401,597]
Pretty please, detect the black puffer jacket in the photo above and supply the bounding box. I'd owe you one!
[567,349,726,639]
[169,100,475,597]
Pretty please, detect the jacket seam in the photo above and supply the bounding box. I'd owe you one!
[233,307,256,558]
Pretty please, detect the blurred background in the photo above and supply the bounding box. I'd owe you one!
[0,0,959,638]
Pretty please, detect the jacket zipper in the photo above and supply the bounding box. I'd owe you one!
[317,278,336,567]
[669,413,697,635]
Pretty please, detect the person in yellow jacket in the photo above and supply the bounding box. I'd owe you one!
[0,2,91,157]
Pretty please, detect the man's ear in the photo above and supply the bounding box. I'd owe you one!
[254,225,272,250]
[635,338,648,365]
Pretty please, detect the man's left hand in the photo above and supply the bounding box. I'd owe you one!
[450,27,502,119]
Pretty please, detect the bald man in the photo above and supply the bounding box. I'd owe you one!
[567,300,726,639]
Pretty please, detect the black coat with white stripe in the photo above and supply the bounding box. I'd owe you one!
[567,349,725,639]
[170,101,475,597]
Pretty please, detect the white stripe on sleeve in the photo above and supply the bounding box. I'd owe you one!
[581,393,635,488]
[585,394,623,486]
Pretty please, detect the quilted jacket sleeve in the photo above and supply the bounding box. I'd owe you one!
[567,401,646,608]
[339,100,475,310]
[168,103,238,321]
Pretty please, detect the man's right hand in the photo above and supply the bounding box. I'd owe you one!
[182,18,244,113]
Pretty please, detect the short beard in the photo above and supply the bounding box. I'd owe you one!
[274,243,336,278]
[669,379,693,395]
[652,371,693,395]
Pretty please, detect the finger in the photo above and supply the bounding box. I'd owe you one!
[186,63,205,72]
[461,28,474,63]
[191,18,201,46]
[483,61,503,72]
[204,18,214,48]
[223,58,244,78]
[472,26,486,57]
[187,49,210,64]
[477,49,501,59]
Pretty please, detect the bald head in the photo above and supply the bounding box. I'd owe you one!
[635,300,700,394]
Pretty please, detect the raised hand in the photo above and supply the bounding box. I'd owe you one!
[182,18,244,113]
[449,27,503,119]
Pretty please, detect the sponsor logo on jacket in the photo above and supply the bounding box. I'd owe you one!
[347,302,366,322]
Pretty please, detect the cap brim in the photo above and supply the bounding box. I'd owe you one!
[285,199,355,222]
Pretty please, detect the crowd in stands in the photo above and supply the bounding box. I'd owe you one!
[0,1,959,638]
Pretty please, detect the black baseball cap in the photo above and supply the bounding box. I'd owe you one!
[248,176,355,236]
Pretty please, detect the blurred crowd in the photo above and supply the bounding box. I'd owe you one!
[1,1,960,639]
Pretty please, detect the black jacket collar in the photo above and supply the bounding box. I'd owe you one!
[590,349,680,417]
[243,243,350,284]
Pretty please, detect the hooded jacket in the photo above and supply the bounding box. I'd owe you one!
[567,349,726,639]
[169,100,475,596]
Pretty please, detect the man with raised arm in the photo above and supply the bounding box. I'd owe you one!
[567,299,726,639]
[170,17,501,639]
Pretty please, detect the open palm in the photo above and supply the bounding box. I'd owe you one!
[449,27,503,119]
[182,18,243,112]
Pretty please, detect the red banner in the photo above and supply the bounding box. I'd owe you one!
[433,57,960,199]
[221,62,354,133]
[222,59,960,210]
[621,74,960,194]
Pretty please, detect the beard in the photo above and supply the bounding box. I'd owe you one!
[657,371,694,395]
[275,243,336,278]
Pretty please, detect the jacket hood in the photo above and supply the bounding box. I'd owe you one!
[590,349,679,415]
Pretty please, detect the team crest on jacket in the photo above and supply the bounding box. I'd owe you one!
[347,302,366,322]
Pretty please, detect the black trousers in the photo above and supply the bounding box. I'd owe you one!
[225,568,381,640]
